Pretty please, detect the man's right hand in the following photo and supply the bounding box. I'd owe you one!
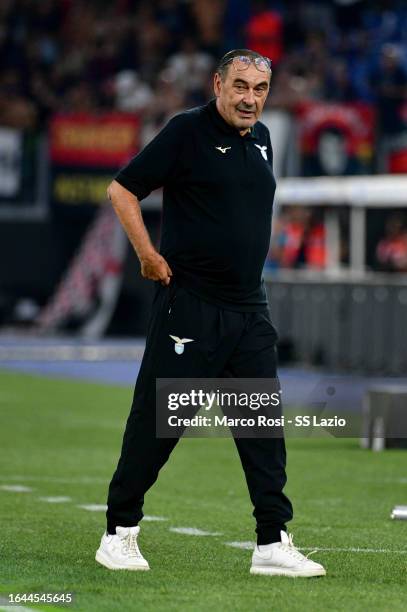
[106,181,173,285]
[140,251,173,285]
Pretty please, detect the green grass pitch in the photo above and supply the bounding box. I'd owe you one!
[0,370,406,612]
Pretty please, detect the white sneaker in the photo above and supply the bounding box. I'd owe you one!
[250,530,326,577]
[95,526,150,571]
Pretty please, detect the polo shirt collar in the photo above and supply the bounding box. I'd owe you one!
[207,98,259,140]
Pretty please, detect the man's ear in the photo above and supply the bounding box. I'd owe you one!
[213,72,221,97]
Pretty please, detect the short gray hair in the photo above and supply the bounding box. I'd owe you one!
[216,48,269,81]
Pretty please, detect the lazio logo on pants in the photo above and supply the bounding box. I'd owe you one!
[169,335,195,355]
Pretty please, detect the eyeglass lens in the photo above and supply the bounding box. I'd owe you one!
[232,56,270,72]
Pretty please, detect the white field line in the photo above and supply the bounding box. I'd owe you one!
[0,606,37,612]
[226,541,254,550]
[304,547,407,554]
[2,480,406,555]
[0,475,106,484]
[8,474,403,488]
[224,541,407,554]
[170,527,223,536]
[0,485,33,492]
[0,598,37,612]
[77,504,107,512]
[1,486,168,520]
[38,496,72,503]
[76,507,169,519]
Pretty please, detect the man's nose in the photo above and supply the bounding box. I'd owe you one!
[242,89,255,106]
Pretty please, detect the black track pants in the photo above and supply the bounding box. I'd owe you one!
[106,280,293,544]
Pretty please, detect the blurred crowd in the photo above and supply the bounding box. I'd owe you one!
[375,212,407,272]
[0,0,406,135]
[267,206,407,272]
[267,207,328,270]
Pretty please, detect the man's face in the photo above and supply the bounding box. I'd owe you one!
[214,62,271,132]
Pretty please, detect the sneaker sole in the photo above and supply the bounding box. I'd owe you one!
[250,566,326,578]
[95,549,150,571]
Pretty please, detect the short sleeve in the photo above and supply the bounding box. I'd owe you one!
[114,113,189,201]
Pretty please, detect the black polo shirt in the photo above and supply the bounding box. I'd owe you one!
[115,98,276,311]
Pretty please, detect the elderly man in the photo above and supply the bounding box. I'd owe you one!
[96,49,326,578]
